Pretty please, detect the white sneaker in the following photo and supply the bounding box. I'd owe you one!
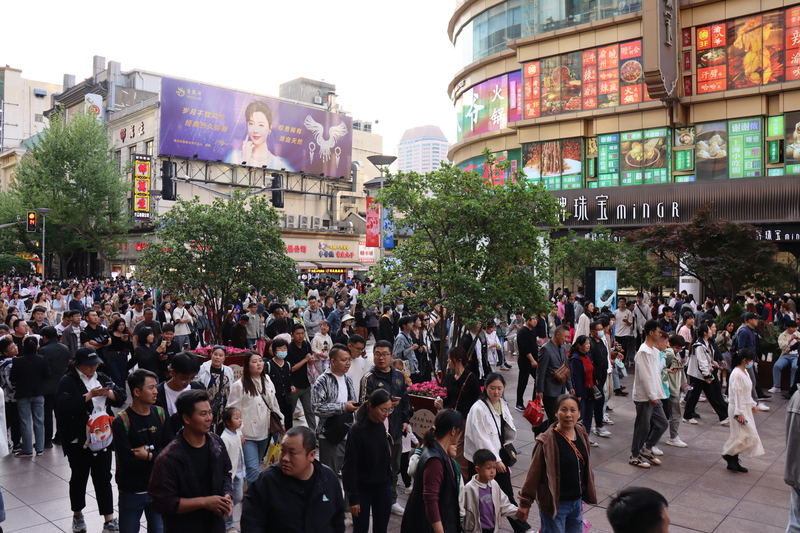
[666,437,688,448]
[391,503,405,516]
[593,426,612,437]
[404,485,413,494]
[640,447,662,465]
[650,445,664,456]
[768,387,782,394]
[757,402,771,411]
[603,415,614,425]
[589,440,599,447]
[682,417,698,425]
[720,418,730,426]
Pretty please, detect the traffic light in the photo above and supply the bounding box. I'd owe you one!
[270,173,284,209]
[161,160,176,201]
[26,211,36,232]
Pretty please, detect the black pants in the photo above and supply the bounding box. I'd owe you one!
[468,460,529,533]
[534,395,558,435]
[400,451,412,487]
[5,400,20,449]
[43,393,56,446]
[367,327,379,343]
[516,360,534,408]
[65,443,114,516]
[683,376,728,421]
[591,386,606,429]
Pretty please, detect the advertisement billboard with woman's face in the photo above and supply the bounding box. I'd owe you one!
[159,77,353,176]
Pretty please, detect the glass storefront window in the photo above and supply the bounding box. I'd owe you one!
[455,0,640,71]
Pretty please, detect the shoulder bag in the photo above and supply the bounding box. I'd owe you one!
[260,389,284,434]
[550,361,571,384]
[484,401,518,467]
[453,371,473,412]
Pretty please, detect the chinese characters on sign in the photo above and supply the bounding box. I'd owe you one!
[456,72,523,142]
[132,154,152,219]
[365,197,380,248]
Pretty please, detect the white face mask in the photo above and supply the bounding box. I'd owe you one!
[596,330,606,339]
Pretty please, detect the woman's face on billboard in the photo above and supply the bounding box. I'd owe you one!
[247,111,271,145]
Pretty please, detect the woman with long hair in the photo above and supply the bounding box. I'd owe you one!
[401,409,464,533]
[129,327,160,376]
[335,314,355,345]
[567,335,599,448]
[518,394,597,532]
[195,345,234,427]
[722,348,764,473]
[464,373,528,533]
[683,323,729,426]
[716,319,736,387]
[228,351,284,483]
[341,389,394,533]
[157,301,173,327]
[575,301,596,339]
[106,317,132,388]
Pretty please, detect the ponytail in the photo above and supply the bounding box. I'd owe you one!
[357,388,392,424]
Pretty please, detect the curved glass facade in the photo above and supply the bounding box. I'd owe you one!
[454,0,642,70]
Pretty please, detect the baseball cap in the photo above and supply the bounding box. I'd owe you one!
[75,347,103,367]
[744,312,760,321]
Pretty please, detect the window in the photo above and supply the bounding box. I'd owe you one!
[35,114,44,123]
[128,146,136,165]
[114,150,122,172]
[145,140,154,156]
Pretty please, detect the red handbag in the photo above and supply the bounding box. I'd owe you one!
[523,399,546,427]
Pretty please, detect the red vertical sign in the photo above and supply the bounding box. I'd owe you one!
[365,197,380,248]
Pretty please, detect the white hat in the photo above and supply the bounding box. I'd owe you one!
[341,314,355,322]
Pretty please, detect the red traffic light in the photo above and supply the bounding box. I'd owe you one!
[26,211,37,232]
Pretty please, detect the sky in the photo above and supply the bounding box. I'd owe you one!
[2,0,458,160]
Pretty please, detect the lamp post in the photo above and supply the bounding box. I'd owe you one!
[366,155,396,307]
[35,208,52,280]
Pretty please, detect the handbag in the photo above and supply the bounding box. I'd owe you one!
[323,411,355,444]
[260,392,284,434]
[264,442,281,466]
[485,401,518,467]
[523,399,545,426]
[550,362,571,384]
[589,385,603,401]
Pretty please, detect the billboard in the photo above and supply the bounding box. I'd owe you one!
[132,154,152,219]
[455,71,523,143]
[159,77,353,176]
[586,267,618,312]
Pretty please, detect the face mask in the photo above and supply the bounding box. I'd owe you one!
[597,330,606,339]
[397,305,404,310]
[745,361,754,369]
[275,351,288,359]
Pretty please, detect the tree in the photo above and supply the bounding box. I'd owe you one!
[551,225,666,292]
[365,150,563,369]
[138,191,300,341]
[0,254,33,275]
[625,205,796,306]
[2,110,131,276]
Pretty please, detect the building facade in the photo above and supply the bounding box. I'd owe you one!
[43,56,381,277]
[448,0,800,256]
[0,67,62,191]
[397,125,451,173]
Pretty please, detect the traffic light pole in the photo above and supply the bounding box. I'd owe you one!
[35,208,52,280]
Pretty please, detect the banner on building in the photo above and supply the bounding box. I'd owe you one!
[366,197,380,247]
[159,77,352,176]
[132,154,152,219]
[382,207,394,249]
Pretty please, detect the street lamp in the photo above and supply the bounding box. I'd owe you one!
[366,155,397,306]
[35,208,52,280]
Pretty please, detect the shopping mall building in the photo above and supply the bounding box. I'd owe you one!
[448,0,800,254]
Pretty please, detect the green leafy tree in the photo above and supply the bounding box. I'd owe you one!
[625,205,796,307]
[0,254,33,275]
[365,150,563,368]
[2,110,131,276]
[552,225,666,292]
[138,191,300,341]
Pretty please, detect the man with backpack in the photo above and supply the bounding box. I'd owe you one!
[112,369,174,533]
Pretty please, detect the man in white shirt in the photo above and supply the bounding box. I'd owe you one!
[629,320,668,469]
[614,297,634,361]
[347,283,358,312]
[171,298,193,349]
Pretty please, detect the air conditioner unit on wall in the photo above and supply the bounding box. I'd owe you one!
[312,216,322,229]
[285,215,296,228]
[299,215,310,229]
[314,96,323,104]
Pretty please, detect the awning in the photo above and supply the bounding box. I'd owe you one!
[296,262,319,269]
[316,262,362,269]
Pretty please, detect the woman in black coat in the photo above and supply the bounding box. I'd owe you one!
[56,347,126,533]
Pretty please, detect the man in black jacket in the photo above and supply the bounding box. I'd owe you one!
[359,340,411,516]
[241,426,345,533]
[10,336,50,457]
[38,326,70,448]
[149,390,232,533]
[515,314,539,411]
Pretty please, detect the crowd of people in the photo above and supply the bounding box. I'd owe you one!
[1,275,800,532]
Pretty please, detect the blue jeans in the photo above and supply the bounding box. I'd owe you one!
[539,498,583,533]
[352,483,392,533]
[773,354,798,389]
[118,491,163,533]
[224,475,244,530]
[17,396,44,454]
[243,438,268,484]
[174,335,190,350]
[789,486,800,533]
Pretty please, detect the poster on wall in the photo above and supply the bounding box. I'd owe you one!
[694,121,729,180]
[586,267,618,312]
[456,71,523,143]
[521,139,583,190]
[727,118,763,178]
[784,111,800,174]
[597,134,621,187]
[159,77,352,176]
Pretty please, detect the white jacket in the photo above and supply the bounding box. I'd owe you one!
[220,428,245,479]
[463,475,518,533]
[464,398,516,463]
[228,376,283,441]
[632,343,667,402]
[687,340,714,381]
[195,360,235,389]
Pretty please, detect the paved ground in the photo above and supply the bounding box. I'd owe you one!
[1,350,796,532]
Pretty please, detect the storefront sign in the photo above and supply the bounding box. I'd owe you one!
[522,139,583,190]
[728,118,763,178]
[456,72,522,143]
[132,154,152,219]
[358,243,376,263]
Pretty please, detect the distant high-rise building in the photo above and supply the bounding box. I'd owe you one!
[397,125,449,174]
